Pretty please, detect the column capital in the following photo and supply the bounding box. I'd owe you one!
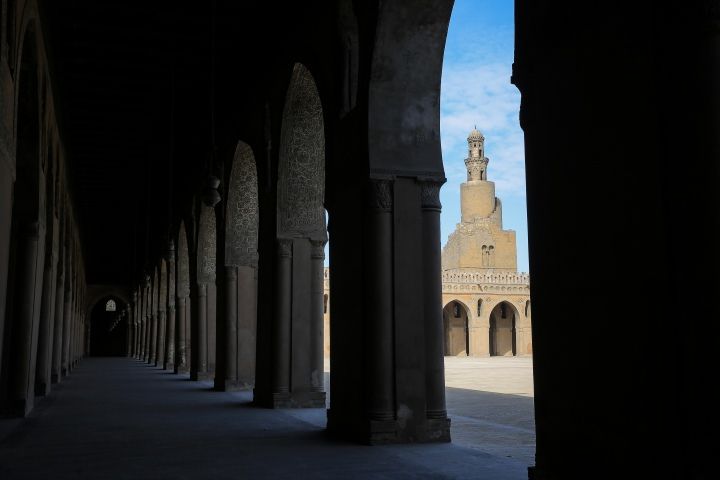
[418,178,445,211]
[277,239,292,258]
[225,264,238,280]
[310,239,326,259]
[367,179,393,211]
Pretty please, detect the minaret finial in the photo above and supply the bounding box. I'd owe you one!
[465,128,489,181]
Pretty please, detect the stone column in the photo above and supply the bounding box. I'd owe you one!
[4,221,45,416]
[0,153,13,384]
[366,179,394,422]
[149,278,158,365]
[420,179,447,420]
[166,242,176,370]
[35,226,58,396]
[327,178,450,443]
[236,265,257,388]
[143,279,150,362]
[125,306,133,357]
[146,281,154,364]
[136,295,142,359]
[61,257,73,377]
[131,291,138,357]
[71,307,79,365]
[272,239,292,397]
[310,240,326,392]
[156,310,165,367]
[147,309,155,364]
[175,296,187,373]
[139,318,146,360]
[191,282,208,380]
[217,265,238,390]
[51,251,65,382]
[156,289,166,369]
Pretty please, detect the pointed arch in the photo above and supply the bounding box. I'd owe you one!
[489,300,520,357]
[261,62,327,406]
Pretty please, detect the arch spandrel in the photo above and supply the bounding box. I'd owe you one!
[177,222,190,298]
[167,242,176,306]
[226,141,259,267]
[159,259,167,312]
[197,206,216,284]
[277,63,326,239]
[367,1,453,176]
[152,267,159,312]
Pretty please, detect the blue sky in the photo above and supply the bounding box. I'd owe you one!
[440,0,529,272]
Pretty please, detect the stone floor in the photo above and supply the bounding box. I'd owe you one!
[0,357,534,479]
[443,356,535,466]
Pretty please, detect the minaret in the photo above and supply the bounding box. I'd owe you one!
[442,127,517,272]
[460,127,498,224]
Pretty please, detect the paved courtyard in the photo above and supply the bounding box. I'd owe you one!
[0,357,535,479]
[443,356,535,467]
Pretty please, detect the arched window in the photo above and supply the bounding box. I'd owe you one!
[482,245,488,267]
[477,299,482,317]
[105,299,116,312]
[488,245,495,267]
[324,294,329,314]
[453,303,461,318]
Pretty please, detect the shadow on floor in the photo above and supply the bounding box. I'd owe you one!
[0,358,531,480]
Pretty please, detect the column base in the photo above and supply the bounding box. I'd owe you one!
[0,398,33,418]
[214,378,253,392]
[190,371,214,381]
[51,372,61,384]
[327,410,451,445]
[253,389,326,408]
[174,364,189,374]
[35,382,51,397]
[527,466,547,479]
[164,362,174,371]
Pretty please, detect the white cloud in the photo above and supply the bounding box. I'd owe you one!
[440,62,526,198]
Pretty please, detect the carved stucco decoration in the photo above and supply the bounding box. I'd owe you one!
[177,222,190,298]
[464,152,488,182]
[277,63,326,240]
[420,179,444,210]
[367,179,392,211]
[159,259,167,312]
[167,241,176,307]
[226,141,259,267]
[197,206,216,284]
[152,267,159,314]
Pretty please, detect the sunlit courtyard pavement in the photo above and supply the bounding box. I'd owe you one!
[443,356,535,468]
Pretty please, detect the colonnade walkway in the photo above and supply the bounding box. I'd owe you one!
[0,358,529,479]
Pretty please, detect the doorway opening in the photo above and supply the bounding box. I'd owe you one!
[89,296,127,356]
